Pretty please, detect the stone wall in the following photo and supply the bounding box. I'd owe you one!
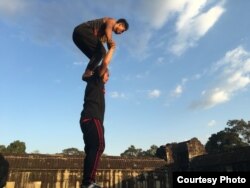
[1,138,250,188]
[1,154,169,188]
[157,137,250,172]
[156,137,206,170]
[189,146,250,171]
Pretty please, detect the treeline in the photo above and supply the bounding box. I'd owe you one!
[205,119,250,153]
[0,140,26,154]
[1,119,249,156]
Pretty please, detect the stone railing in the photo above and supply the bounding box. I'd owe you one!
[1,154,169,188]
[1,138,250,188]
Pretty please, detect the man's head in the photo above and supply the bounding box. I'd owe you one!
[101,68,110,84]
[113,18,129,34]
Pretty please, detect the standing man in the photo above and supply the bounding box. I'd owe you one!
[72,17,129,80]
[79,40,115,188]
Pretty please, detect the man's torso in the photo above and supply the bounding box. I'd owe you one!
[81,70,105,123]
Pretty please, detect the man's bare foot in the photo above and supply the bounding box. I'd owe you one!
[82,69,93,81]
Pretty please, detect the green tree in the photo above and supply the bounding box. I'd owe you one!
[120,145,142,157]
[0,145,6,153]
[146,145,158,156]
[31,150,40,154]
[205,119,250,154]
[6,140,26,154]
[120,145,159,157]
[139,145,158,157]
[62,147,84,155]
[226,119,250,144]
[205,128,249,154]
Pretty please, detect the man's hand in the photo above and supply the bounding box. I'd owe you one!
[108,40,116,50]
[107,39,116,50]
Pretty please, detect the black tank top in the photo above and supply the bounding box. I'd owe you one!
[86,18,104,30]
[86,18,107,42]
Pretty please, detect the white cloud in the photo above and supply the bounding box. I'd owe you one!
[148,89,161,98]
[110,91,126,99]
[171,78,188,97]
[176,0,207,31]
[0,0,226,59]
[208,120,217,127]
[171,85,183,97]
[170,1,225,55]
[191,46,250,109]
[136,0,213,30]
[73,61,83,66]
[0,0,93,46]
[195,6,224,36]
[0,0,27,16]
[136,0,180,29]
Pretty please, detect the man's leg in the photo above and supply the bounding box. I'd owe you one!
[80,118,105,186]
[81,41,106,80]
[72,26,106,79]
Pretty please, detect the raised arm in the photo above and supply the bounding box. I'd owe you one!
[99,41,116,77]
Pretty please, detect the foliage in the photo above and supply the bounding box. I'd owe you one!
[5,140,26,154]
[120,145,141,157]
[120,145,158,157]
[62,147,84,155]
[155,145,166,160]
[205,119,249,153]
[31,150,40,154]
[226,119,250,144]
[0,145,6,153]
[139,145,158,157]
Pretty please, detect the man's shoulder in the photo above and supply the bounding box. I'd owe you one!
[103,17,116,24]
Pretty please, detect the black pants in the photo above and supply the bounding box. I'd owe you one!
[80,118,105,185]
[72,24,106,71]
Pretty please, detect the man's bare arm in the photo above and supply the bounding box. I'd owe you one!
[105,18,116,44]
[99,41,116,76]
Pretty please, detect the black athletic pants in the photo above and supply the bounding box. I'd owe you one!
[80,118,105,186]
[72,24,106,71]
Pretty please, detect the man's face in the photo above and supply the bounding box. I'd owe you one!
[114,23,126,34]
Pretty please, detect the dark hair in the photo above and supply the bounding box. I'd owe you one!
[117,18,129,31]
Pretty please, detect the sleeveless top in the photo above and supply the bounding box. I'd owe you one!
[86,18,107,43]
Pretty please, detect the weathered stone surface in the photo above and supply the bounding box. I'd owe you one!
[3,155,168,188]
[156,137,206,170]
[2,137,250,188]
[189,146,250,171]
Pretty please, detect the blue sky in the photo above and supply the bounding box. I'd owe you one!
[0,0,249,155]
